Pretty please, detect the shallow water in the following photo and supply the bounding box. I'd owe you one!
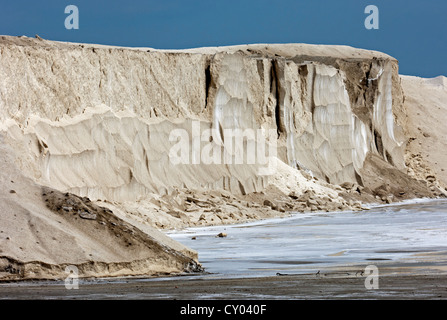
[168,198,447,278]
[2,199,447,300]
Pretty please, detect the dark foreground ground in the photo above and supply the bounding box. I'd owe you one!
[1,266,447,300]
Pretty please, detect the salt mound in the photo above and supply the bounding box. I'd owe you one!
[0,35,441,280]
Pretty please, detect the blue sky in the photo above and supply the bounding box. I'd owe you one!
[1,0,446,77]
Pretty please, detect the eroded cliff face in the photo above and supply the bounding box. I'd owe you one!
[400,75,447,191]
[1,36,440,280]
[0,37,406,200]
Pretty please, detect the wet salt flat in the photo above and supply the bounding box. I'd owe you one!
[2,198,447,300]
[168,198,447,278]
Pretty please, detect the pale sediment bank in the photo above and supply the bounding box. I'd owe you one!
[0,35,446,281]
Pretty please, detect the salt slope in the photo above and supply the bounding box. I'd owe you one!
[0,133,200,280]
[401,75,447,190]
[0,36,407,200]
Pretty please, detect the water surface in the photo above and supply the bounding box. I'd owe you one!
[168,198,447,278]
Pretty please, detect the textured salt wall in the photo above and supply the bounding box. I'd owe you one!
[0,42,208,123]
[305,64,369,184]
[276,60,404,185]
[0,37,406,201]
[4,109,268,200]
[206,52,405,185]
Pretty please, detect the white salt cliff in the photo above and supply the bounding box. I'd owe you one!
[0,36,444,280]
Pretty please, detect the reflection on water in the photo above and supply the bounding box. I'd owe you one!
[168,199,447,278]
